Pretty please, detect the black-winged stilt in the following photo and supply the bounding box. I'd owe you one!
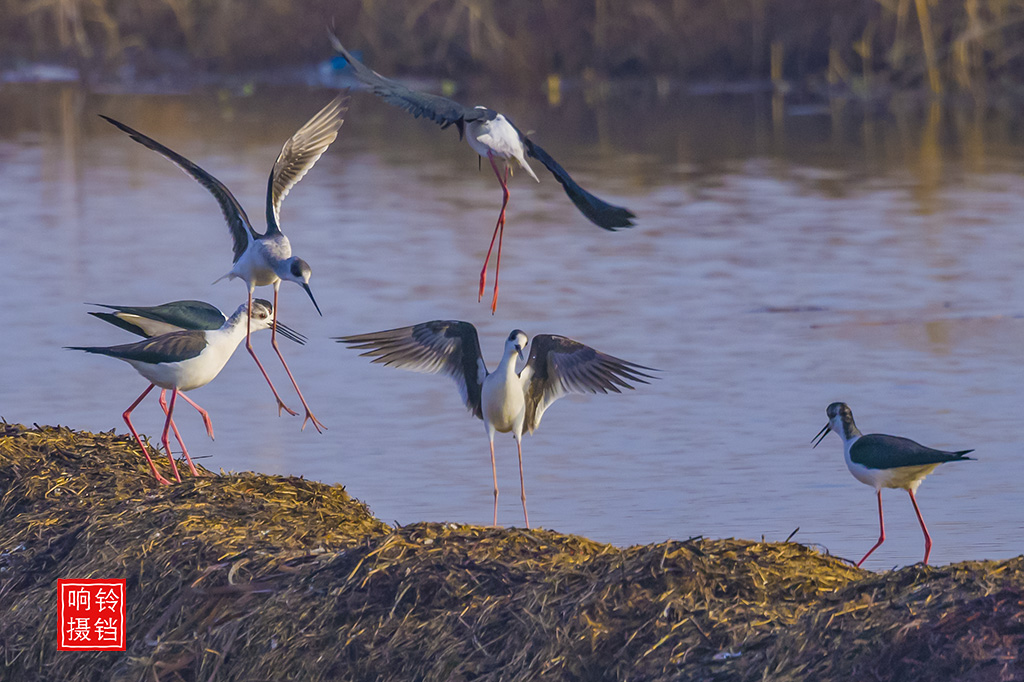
[69,300,287,485]
[86,298,306,448]
[813,402,974,567]
[337,321,656,528]
[329,35,636,313]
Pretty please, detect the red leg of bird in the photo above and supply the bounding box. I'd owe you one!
[245,288,298,417]
[179,392,214,440]
[489,437,499,527]
[158,390,201,477]
[908,489,932,565]
[857,490,886,567]
[478,154,510,305]
[159,389,183,482]
[516,437,530,529]
[270,286,325,433]
[489,165,509,314]
[122,384,171,485]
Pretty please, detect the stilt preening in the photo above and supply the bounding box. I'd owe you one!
[813,402,974,567]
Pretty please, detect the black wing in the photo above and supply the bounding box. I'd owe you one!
[852,434,975,470]
[100,115,257,262]
[516,129,636,231]
[266,95,349,235]
[328,34,493,138]
[67,330,209,365]
[520,334,656,433]
[88,300,227,336]
[335,320,487,419]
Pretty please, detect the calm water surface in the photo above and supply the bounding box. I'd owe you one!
[1,83,1022,569]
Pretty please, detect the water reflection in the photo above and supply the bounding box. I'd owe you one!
[1,82,1022,569]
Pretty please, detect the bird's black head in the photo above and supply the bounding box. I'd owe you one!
[507,329,528,360]
[826,402,849,421]
[814,402,859,447]
[250,299,275,322]
[289,258,312,282]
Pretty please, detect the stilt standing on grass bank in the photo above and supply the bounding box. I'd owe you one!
[100,94,349,432]
[67,300,289,485]
[86,298,306,448]
[329,34,636,313]
[337,321,656,528]
[813,402,974,567]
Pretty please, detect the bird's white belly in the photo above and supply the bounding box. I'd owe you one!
[232,238,289,287]
[846,456,941,491]
[127,347,232,392]
[482,378,525,434]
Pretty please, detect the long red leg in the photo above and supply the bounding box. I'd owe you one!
[489,436,499,527]
[159,389,183,482]
[478,154,510,306]
[908,489,932,565]
[158,390,201,477]
[857,489,886,567]
[122,384,171,485]
[489,165,509,314]
[179,392,214,440]
[270,285,325,433]
[515,436,530,529]
[245,288,298,417]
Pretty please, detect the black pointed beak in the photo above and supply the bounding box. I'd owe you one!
[516,344,524,361]
[812,423,831,448]
[274,321,307,345]
[303,283,322,316]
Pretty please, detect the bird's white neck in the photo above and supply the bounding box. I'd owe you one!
[211,307,258,351]
[495,344,521,381]
[832,414,862,445]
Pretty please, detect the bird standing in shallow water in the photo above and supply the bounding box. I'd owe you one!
[813,402,974,567]
[69,300,290,485]
[100,94,349,432]
[337,321,656,528]
[329,35,636,313]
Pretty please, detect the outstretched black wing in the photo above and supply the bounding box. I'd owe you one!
[518,133,636,231]
[100,115,258,262]
[329,34,492,138]
[519,334,656,433]
[266,95,349,235]
[336,320,488,419]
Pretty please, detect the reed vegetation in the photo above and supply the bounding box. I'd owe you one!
[2,422,1022,681]
[3,0,1024,92]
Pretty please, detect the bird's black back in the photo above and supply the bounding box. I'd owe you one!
[851,434,975,470]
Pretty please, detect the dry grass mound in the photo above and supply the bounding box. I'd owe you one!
[0,422,1020,681]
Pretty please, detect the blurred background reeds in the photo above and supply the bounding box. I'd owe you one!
[5,0,1024,92]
